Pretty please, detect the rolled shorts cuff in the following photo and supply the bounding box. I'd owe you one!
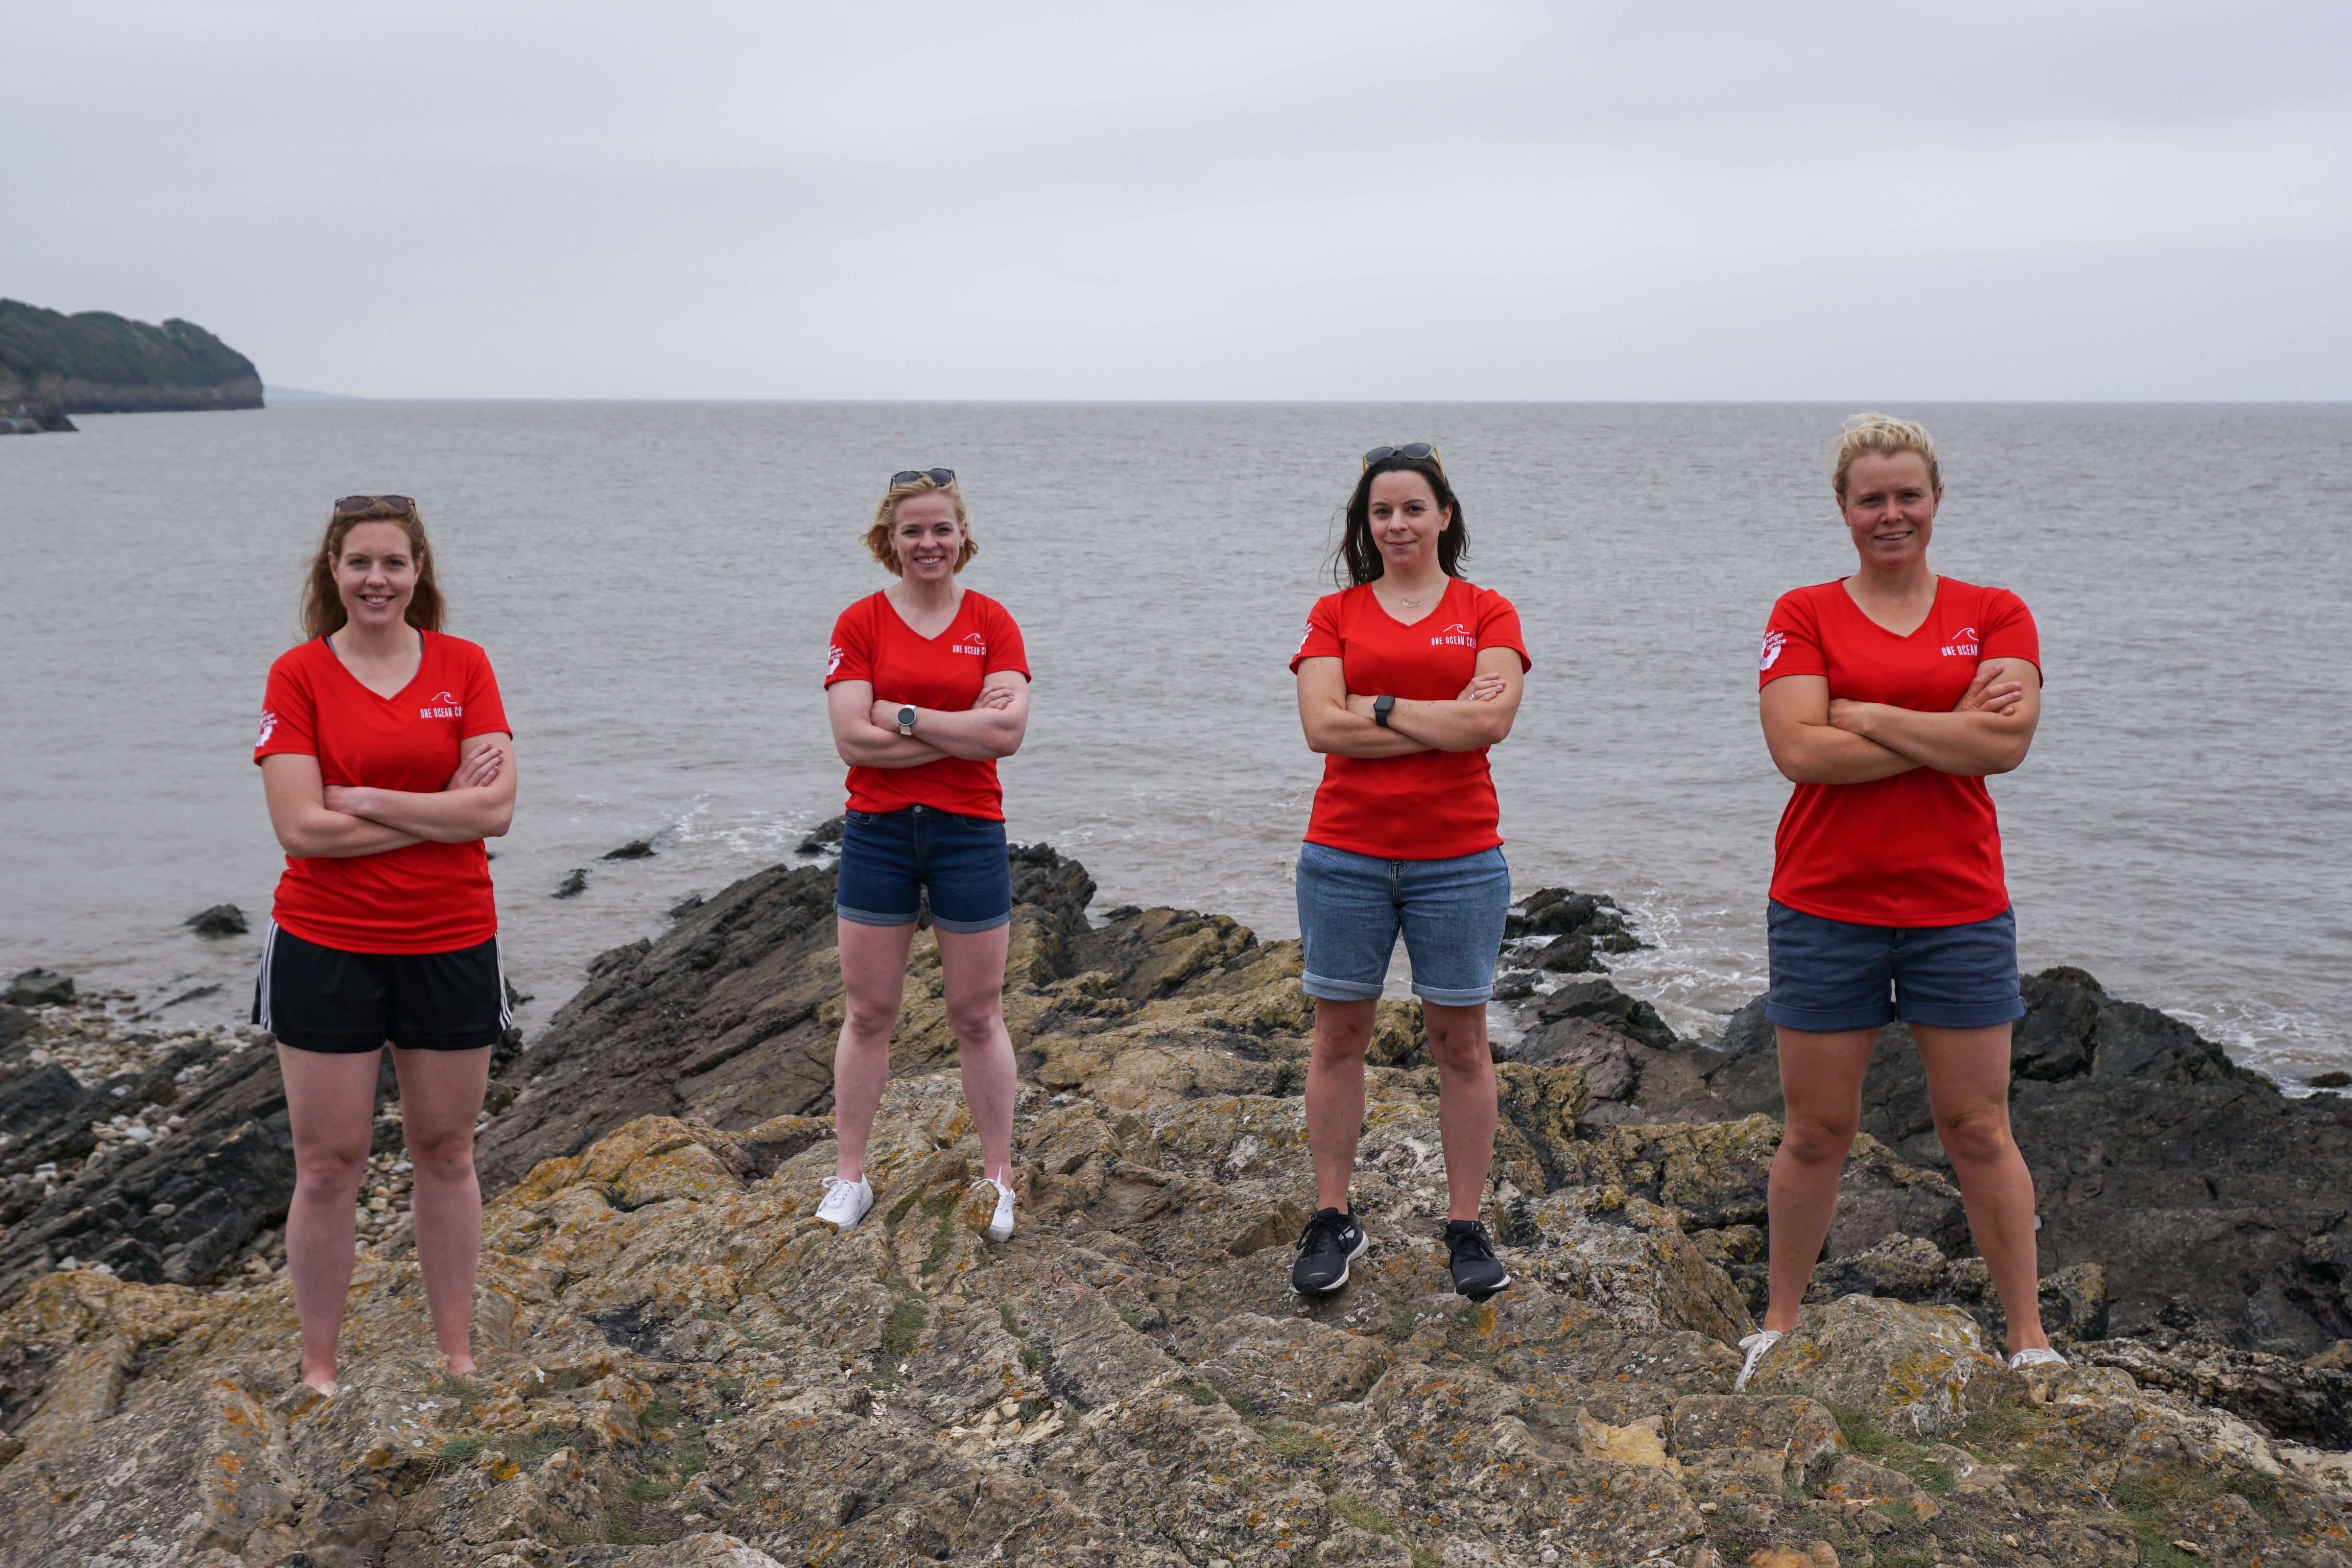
[1300,970,1385,1003]
[1764,998,1896,1034]
[929,909,1011,934]
[1412,980,1496,1007]
[1898,996,2027,1029]
[836,901,919,929]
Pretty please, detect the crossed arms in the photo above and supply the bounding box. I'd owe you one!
[1759,660,2040,784]
[1296,645,1524,759]
[261,734,517,857]
[827,672,1031,769]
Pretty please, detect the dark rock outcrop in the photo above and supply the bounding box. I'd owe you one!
[4,972,72,1008]
[182,903,247,937]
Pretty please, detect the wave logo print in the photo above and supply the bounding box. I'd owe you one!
[419,689,465,720]
[1759,630,1787,670]
[1428,620,1477,648]
[256,709,279,747]
[951,632,988,656]
[827,643,844,678]
[1940,625,1981,658]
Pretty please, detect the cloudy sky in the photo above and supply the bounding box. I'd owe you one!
[12,1,2350,399]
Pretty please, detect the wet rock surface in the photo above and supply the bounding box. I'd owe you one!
[1,857,2347,1565]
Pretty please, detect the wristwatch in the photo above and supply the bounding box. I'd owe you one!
[896,704,918,736]
[1373,694,1397,729]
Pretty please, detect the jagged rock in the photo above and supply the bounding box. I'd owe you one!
[1739,1294,2023,1437]
[552,867,590,898]
[794,815,845,854]
[181,903,246,937]
[4,972,72,1008]
[600,839,657,860]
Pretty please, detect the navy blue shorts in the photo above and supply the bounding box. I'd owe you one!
[1765,899,2025,1033]
[835,806,1013,933]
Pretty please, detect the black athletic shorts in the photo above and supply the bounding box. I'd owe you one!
[254,921,510,1054]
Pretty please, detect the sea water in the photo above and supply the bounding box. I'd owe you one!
[3,400,2345,1088]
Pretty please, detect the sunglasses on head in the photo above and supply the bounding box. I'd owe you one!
[1362,444,1444,475]
[333,494,417,518]
[890,468,956,488]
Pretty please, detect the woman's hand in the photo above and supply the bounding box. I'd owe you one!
[867,697,903,731]
[1457,672,1508,702]
[445,745,504,791]
[1954,664,2024,716]
[972,686,1015,711]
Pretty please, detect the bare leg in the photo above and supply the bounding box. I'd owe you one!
[1762,1026,1880,1333]
[1913,1022,2048,1354]
[1305,999,1376,1213]
[832,919,918,1180]
[1423,1001,1497,1222]
[277,1045,382,1390]
[936,923,1016,1181]
[391,1044,492,1374]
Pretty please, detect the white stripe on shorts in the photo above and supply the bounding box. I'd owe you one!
[494,936,514,1031]
[254,919,280,1033]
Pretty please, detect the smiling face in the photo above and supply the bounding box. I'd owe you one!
[888,490,967,581]
[1838,450,1940,571]
[332,520,421,631]
[1367,469,1452,572]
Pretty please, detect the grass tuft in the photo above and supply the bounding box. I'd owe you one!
[1327,1495,1395,1536]
[1825,1401,1888,1457]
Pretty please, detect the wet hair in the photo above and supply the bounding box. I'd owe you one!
[1331,452,1468,588]
[864,472,977,575]
[299,498,444,639]
[1832,412,1942,500]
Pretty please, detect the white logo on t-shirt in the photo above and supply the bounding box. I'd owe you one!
[1428,621,1476,648]
[1297,622,1314,654]
[420,689,464,719]
[952,632,988,656]
[1940,626,1980,658]
[256,709,278,747]
[1759,630,1787,670]
[827,644,845,677]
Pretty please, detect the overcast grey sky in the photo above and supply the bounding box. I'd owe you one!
[11,1,2350,399]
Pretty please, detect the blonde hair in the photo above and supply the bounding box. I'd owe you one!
[299,499,444,639]
[1831,412,1942,499]
[863,473,978,575]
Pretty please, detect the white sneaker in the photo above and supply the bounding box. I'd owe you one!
[974,1175,1015,1243]
[2008,1347,2067,1370]
[1734,1330,1784,1392]
[816,1175,873,1233]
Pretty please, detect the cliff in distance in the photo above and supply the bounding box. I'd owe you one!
[0,298,262,418]
[0,845,2348,1566]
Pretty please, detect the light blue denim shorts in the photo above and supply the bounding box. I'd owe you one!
[1295,841,1511,1007]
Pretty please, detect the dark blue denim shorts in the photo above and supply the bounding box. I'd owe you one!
[836,806,1013,933]
[1765,898,2025,1033]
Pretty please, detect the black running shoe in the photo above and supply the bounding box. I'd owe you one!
[1291,1207,1367,1294]
[1445,1219,1511,1299]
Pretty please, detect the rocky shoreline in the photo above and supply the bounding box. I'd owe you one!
[1,844,2348,1566]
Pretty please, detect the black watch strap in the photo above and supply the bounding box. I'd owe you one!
[1373,694,1397,729]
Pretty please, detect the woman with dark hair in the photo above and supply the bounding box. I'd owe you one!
[253,496,517,1394]
[1287,444,1528,1300]
[1740,413,2058,1389]
[815,470,1031,1244]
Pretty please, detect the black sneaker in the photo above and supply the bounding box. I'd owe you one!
[1444,1219,1511,1299]
[1290,1207,1368,1294]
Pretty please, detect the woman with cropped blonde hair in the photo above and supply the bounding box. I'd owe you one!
[1741,413,2062,1388]
[253,495,517,1394]
[815,469,1031,1243]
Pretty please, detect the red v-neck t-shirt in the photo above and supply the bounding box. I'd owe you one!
[825,589,1030,820]
[1290,578,1530,860]
[1759,577,2041,926]
[253,630,512,953]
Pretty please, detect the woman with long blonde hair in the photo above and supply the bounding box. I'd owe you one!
[253,496,517,1393]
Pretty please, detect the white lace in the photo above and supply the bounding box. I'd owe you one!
[1734,1329,1783,1392]
[2008,1347,2067,1369]
[820,1176,862,1199]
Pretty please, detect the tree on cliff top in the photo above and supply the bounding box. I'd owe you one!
[0,300,257,390]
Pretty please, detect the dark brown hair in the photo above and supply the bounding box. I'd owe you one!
[299,499,445,639]
[1331,452,1468,588]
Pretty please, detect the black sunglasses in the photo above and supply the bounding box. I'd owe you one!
[890,468,957,488]
[333,494,417,517]
[1361,444,1444,475]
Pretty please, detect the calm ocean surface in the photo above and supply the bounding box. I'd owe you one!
[4,402,2346,1089]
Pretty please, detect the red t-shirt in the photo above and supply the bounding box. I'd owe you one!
[253,631,511,953]
[1759,577,2041,927]
[1289,579,1531,860]
[824,590,1030,821]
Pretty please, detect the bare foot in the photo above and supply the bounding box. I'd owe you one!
[442,1353,476,1378]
